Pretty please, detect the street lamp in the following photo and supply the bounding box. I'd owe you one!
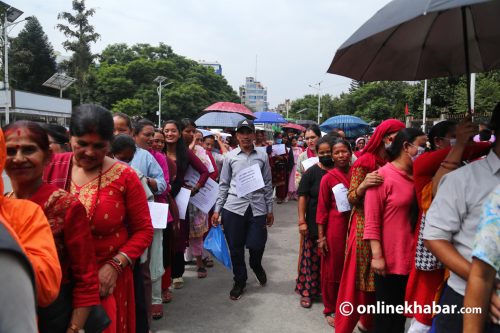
[0,1,24,125]
[309,81,322,124]
[296,108,307,120]
[153,76,172,128]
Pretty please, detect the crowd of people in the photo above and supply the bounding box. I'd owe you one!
[0,101,498,333]
[293,105,500,333]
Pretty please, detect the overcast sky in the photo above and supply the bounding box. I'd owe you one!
[10,0,390,108]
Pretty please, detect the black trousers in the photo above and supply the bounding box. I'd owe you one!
[222,206,267,285]
[374,274,408,333]
[133,262,149,333]
[431,283,463,333]
[172,251,186,279]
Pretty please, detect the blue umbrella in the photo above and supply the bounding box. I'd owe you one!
[195,112,246,128]
[254,111,287,124]
[320,115,370,138]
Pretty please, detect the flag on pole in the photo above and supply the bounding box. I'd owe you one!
[404,103,410,115]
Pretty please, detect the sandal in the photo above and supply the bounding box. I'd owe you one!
[152,304,163,320]
[162,289,173,303]
[172,277,184,289]
[197,267,208,278]
[325,313,335,327]
[300,296,312,308]
[203,257,214,268]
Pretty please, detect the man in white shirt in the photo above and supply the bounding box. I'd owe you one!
[423,105,500,333]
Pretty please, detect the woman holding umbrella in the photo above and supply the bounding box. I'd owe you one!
[334,119,405,333]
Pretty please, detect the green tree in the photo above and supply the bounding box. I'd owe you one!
[8,16,57,94]
[88,43,239,120]
[112,98,143,116]
[57,0,100,103]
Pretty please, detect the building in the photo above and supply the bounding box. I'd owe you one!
[275,99,291,116]
[239,77,268,112]
[199,60,222,75]
[0,89,72,127]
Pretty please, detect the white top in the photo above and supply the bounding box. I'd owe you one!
[423,150,500,295]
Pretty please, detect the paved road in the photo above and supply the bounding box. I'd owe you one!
[152,200,334,333]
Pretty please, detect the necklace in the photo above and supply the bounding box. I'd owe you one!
[68,165,103,223]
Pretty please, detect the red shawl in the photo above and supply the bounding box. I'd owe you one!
[306,147,316,158]
[354,119,405,172]
[327,167,351,189]
[43,152,73,190]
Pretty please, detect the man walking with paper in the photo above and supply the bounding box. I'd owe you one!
[212,119,274,300]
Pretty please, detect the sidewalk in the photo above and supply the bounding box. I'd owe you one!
[152,200,331,333]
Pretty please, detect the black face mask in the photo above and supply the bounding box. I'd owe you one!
[319,156,334,167]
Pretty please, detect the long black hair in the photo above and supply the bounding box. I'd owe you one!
[163,120,188,197]
[428,120,456,151]
[70,104,114,141]
[386,127,425,232]
[387,128,425,160]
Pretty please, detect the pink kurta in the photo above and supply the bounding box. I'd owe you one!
[363,162,415,275]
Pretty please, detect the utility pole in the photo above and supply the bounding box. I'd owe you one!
[422,80,428,133]
[309,82,322,124]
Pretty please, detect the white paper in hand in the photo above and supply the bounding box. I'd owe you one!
[235,163,265,198]
[302,157,319,171]
[271,144,286,157]
[184,166,198,187]
[148,202,170,229]
[332,183,351,213]
[175,187,191,220]
[190,178,219,214]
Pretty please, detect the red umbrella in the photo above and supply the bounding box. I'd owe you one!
[281,123,306,132]
[203,102,256,119]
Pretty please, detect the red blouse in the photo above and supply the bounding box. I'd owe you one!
[69,162,153,265]
[316,168,351,281]
[30,184,100,308]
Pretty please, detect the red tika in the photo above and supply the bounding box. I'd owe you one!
[316,167,351,314]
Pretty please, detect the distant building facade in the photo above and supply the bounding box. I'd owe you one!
[275,99,291,116]
[199,60,222,75]
[239,77,268,112]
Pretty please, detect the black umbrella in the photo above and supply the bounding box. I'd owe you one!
[328,0,500,112]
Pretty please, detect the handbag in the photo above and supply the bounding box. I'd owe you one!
[415,212,444,271]
[38,283,111,333]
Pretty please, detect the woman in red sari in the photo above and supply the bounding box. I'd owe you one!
[4,120,100,333]
[44,104,153,333]
[316,139,353,327]
[404,119,490,333]
[334,119,405,333]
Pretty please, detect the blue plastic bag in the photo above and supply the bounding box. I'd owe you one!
[203,226,232,270]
